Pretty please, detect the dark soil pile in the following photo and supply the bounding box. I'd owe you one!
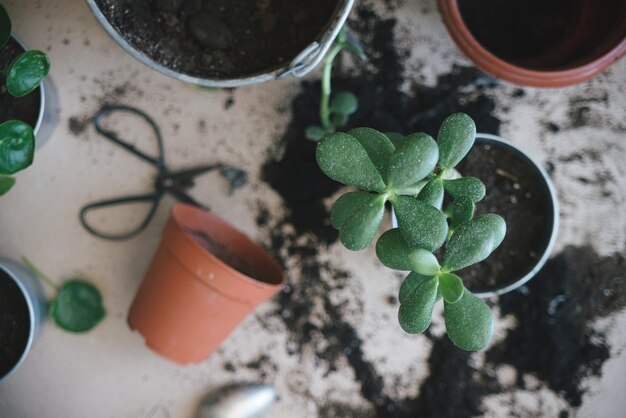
[0,39,41,126]
[456,142,554,292]
[0,269,30,377]
[94,0,339,79]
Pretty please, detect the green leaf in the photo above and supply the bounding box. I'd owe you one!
[330,92,358,115]
[393,195,448,252]
[50,280,106,333]
[343,38,367,60]
[398,276,438,334]
[386,133,438,189]
[376,228,415,271]
[348,127,395,177]
[7,50,50,97]
[409,249,440,276]
[331,113,349,129]
[438,272,464,304]
[417,178,444,208]
[437,113,476,170]
[0,120,35,175]
[305,125,326,141]
[445,290,493,351]
[449,195,475,229]
[398,272,432,304]
[0,4,11,48]
[443,177,486,202]
[443,214,506,272]
[0,175,16,196]
[339,194,385,250]
[317,132,386,192]
[384,132,405,149]
[331,191,376,229]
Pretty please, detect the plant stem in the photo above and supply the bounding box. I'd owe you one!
[320,42,345,130]
[21,256,59,292]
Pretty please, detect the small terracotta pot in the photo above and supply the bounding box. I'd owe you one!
[128,204,285,364]
[437,0,626,87]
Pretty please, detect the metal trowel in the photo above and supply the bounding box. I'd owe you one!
[196,383,277,418]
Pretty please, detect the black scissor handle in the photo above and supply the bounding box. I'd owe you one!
[79,193,162,241]
[93,105,166,170]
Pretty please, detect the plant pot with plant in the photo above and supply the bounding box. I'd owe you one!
[86,0,355,87]
[128,203,285,364]
[437,0,626,87]
[0,3,54,197]
[316,113,557,350]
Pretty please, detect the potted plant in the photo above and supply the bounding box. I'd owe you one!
[437,0,626,87]
[0,3,51,196]
[316,113,556,350]
[85,0,355,88]
[127,203,285,364]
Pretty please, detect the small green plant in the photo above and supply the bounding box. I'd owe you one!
[0,3,50,196]
[22,257,105,333]
[305,27,366,141]
[316,113,506,351]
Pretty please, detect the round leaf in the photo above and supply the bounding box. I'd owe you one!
[50,280,106,333]
[0,4,11,48]
[409,249,440,276]
[443,177,486,202]
[330,92,358,115]
[305,125,326,141]
[384,132,405,149]
[438,272,464,304]
[398,276,438,334]
[331,191,377,229]
[376,228,415,271]
[398,272,433,304]
[316,132,386,192]
[331,113,349,129]
[7,50,50,97]
[386,133,438,189]
[393,195,448,252]
[437,113,476,170]
[348,127,395,178]
[418,178,444,209]
[450,195,475,229]
[0,175,16,196]
[443,214,506,272]
[444,290,493,351]
[339,194,385,250]
[0,120,35,175]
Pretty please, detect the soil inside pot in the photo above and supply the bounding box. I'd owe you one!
[94,0,339,79]
[186,229,273,284]
[0,269,30,378]
[455,142,554,293]
[458,0,626,70]
[0,38,41,126]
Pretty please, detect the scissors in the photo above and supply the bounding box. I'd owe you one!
[79,105,247,241]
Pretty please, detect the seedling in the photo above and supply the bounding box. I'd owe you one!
[316,113,506,351]
[0,4,50,196]
[22,257,105,333]
[305,27,366,141]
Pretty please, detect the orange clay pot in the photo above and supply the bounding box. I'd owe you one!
[437,0,626,87]
[128,203,285,364]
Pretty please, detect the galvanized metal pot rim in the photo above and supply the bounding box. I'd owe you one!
[85,0,355,88]
[0,260,38,383]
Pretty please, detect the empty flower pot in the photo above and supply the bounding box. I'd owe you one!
[128,203,285,364]
[437,0,626,87]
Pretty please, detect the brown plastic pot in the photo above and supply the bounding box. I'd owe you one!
[128,204,285,364]
[437,0,626,87]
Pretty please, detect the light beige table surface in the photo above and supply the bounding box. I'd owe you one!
[1,1,625,417]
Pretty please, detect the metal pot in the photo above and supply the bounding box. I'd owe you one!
[85,0,356,88]
[392,133,559,297]
[0,258,47,382]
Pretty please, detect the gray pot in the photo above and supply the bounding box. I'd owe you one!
[0,258,47,382]
[85,0,356,88]
[11,34,60,149]
[392,133,559,297]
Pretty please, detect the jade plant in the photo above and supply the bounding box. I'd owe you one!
[305,27,366,141]
[0,3,50,196]
[316,113,505,351]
